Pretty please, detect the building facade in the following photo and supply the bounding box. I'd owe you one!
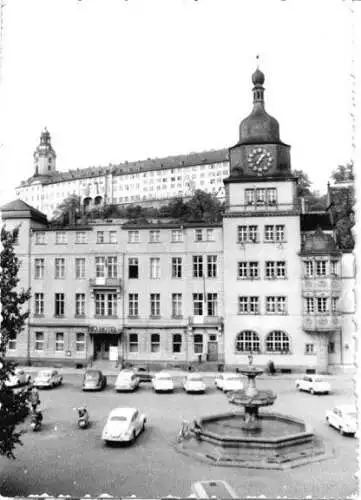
[3,68,356,373]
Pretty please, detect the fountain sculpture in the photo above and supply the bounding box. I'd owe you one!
[176,354,331,469]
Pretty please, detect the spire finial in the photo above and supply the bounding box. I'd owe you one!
[256,54,260,69]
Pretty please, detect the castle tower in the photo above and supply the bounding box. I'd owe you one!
[33,128,57,176]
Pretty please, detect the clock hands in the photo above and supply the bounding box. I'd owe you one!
[256,153,266,165]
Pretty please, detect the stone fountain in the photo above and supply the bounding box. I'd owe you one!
[176,354,332,469]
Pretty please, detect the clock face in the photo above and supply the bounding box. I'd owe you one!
[247,147,273,174]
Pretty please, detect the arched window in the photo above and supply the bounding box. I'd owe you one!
[94,195,103,206]
[266,331,290,353]
[172,334,182,353]
[235,330,260,353]
[151,333,160,353]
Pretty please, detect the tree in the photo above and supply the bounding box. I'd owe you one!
[0,227,31,459]
[331,162,354,183]
[293,169,312,197]
[51,194,82,225]
[185,190,224,222]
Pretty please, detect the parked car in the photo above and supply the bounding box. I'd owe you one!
[152,372,174,393]
[102,407,146,444]
[326,404,357,436]
[115,371,140,392]
[215,373,243,392]
[295,375,331,395]
[33,369,63,389]
[130,366,153,383]
[183,373,206,394]
[5,368,31,388]
[82,369,107,391]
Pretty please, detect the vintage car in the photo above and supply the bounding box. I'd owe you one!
[295,375,331,395]
[326,404,357,436]
[5,368,31,388]
[82,369,107,391]
[183,373,206,394]
[115,371,140,392]
[129,366,153,383]
[102,407,146,444]
[214,373,244,392]
[33,369,63,389]
[152,372,174,393]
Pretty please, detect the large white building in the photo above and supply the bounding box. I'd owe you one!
[16,129,229,218]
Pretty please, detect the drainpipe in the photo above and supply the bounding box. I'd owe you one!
[26,228,32,366]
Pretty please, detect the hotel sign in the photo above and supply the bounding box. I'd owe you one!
[88,326,122,335]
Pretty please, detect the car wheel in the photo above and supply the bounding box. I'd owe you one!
[132,430,136,442]
[339,426,345,436]
[324,391,329,395]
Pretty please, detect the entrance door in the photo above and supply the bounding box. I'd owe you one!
[93,335,118,360]
[207,342,218,362]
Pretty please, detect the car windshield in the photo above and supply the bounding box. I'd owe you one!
[118,374,132,380]
[313,377,325,382]
[85,372,99,380]
[38,371,52,378]
[110,415,128,422]
[157,376,171,381]
[189,375,202,381]
[345,411,357,419]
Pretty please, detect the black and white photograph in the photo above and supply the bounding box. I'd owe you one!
[0,0,359,499]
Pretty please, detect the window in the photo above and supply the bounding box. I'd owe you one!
[150,258,160,279]
[316,260,327,277]
[172,334,182,353]
[265,225,274,242]
[76,333,85,352]
[128,258,139,279]
[195,229,203,241]
[317,297,328,313]
[238,296,259,314]
[235,330,260,352]
[149,230,160,243]
[150,293,160,317]
[96,231,105,244]
[331,260,339,276]
[107,257,118,278]
[207,255,217,278]
[194,334,203,354]
[206,229,214,241]
[238,262,259,279]
[304,261,313,277]
[35,232,46,245]
[34,258,45,279]
[35,331,44,351]
[237,225,248,242]
[266,331,290,352]
[171,257,182,278]
[151,333,160,353]
[328,342,335,354]
[256,188,266,204]
[275,225,285,242]
[245,189,255,205]
[95,292,117,317]
[193,256,203,278]
[128,294,139,317]
[55,258,65,279]
[249,225,258,242]
[34,293,44,315]
[128,230,139,243]
[207,293,218,316]
[305,297,314,313]
[172,293,182,317]
[129,333,138,353]
[109,231,117,243]
[171,229,183,242]
[8,338,16,351]
[264,225,285,242]
[305,343,314,354]
[75,293,85,317]
[266,296,287,314]
[249,262,259,278]
[238,262,248,279]
[55,293,65,316]
[55,332,64,352]
[331,297,339,313]
[193,293,204,316]
[75,258,86,279]
[95,257,106,278]
[267,188,277,204]
[56,231,67,244]
[265,261,286,279]
[75,231,87,244]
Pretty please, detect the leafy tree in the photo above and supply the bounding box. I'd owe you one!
[185,190,224,222]
[293,169,312,197]
[51,194,82,224]
[159,197,189,220]
[328,181,355,251]
[331,162,354,183]
[0,227,31,459]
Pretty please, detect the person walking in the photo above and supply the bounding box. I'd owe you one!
[29,384,40,412]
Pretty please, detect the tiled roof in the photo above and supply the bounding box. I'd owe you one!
[20,148,229,187]
[1,199,47,221]
[300,213,333,232]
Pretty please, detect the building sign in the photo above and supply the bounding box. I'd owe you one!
[88,326,122,335]
[109,346,119,361]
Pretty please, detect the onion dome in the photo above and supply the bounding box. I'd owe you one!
[239,68,280,144]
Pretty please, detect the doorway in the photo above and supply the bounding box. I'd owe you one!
[93,335,119,360]
[207,341,218,362]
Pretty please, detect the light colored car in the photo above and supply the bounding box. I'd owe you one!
[215,373,244,392]
[326,404,357,436]
[295,375,331,395]
[102,407,146,444]
[5,368,31,388]
[183,373,206,394]
[152,372,174,393]
[115,371,140,392]
[34,369,63,388]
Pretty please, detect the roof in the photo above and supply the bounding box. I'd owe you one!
[109,407,137,417]
[300,226,341,256]
[1,199,48,224]
[19,148,229,187]
[300,213,333,231]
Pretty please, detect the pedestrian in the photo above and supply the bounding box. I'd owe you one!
[30,384,40,412]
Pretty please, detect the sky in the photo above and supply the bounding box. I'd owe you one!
[0,0,359,206]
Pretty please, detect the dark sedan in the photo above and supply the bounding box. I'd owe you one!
[123,366,152,383]
[82,369,107,391]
